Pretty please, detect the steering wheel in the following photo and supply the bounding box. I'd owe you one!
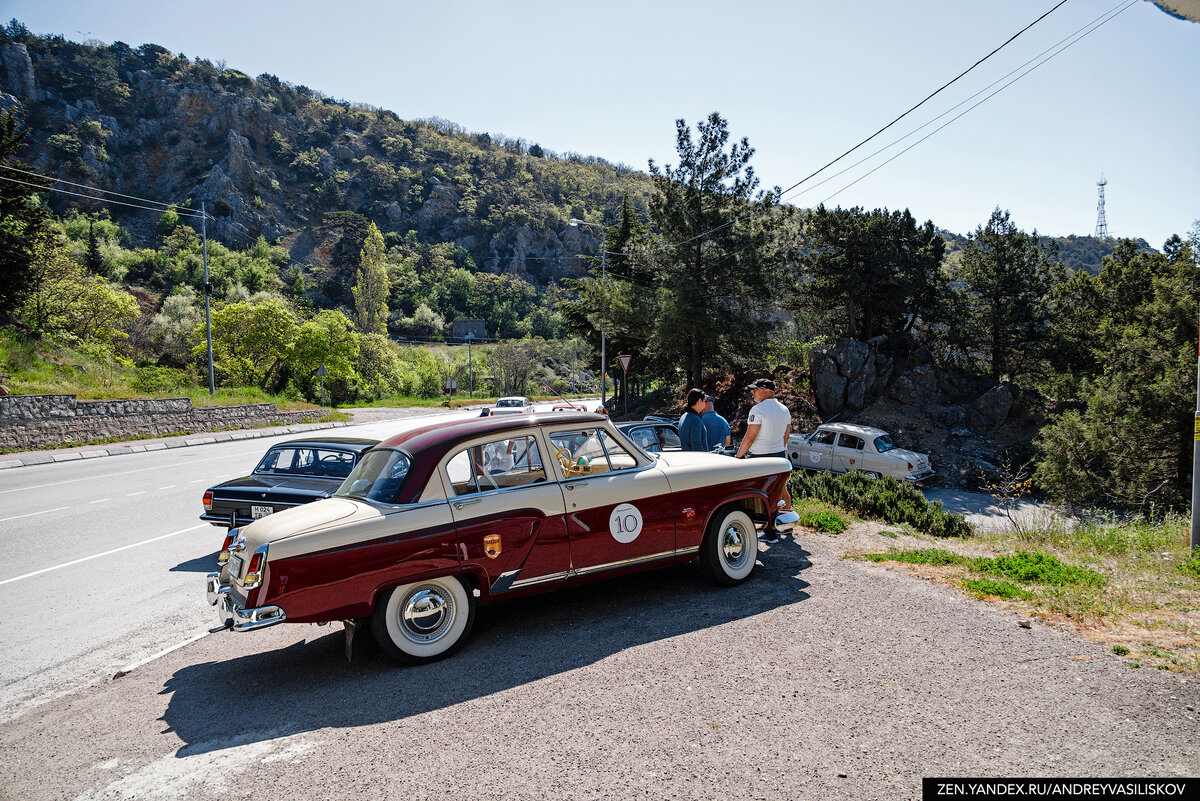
[555,448,574,474]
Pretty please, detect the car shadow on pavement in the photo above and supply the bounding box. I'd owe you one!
[169,552,222,573]
[161,542,813,756]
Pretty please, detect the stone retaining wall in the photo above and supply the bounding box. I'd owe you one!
[0,394,329,451]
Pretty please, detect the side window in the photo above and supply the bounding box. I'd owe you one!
[816,430,837,446]
[549,428,639,476]
[659,427,681,449]
[447,435,548,497]
[837,433,864,451]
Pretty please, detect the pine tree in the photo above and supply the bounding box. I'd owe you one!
[351,222,390,334]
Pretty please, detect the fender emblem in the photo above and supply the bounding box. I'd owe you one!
[681,507,696,519]
[484,533,502,559]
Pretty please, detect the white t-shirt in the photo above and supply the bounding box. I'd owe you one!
[746,397,791,454]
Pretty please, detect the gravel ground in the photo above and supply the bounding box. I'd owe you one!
[1,525,1197,801]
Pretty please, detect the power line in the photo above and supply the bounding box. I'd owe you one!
[816,0,1136,206]
[784,0,1135,205]
[0,162,205,217]
[777,0,1072,199]
[0,172,209,218]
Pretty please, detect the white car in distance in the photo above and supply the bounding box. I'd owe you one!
[490,396,531,415]
[787,422,934,483]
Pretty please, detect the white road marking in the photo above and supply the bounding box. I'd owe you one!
[0,449,268,494]
[89,498,110,504]
[158,485,175,490]
[127,491,145,496]
[112,629,213,678]
[0,523,206,586]
[190,479,203,483]
[0,506,69,523]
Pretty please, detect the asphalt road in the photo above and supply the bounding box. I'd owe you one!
[1,408,1196,799]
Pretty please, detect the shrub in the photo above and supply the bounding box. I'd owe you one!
[972,551,1106,588]
[799,509,846,533]
[790,470,972,537]
[1177,555,1200,582]
[961,578,1033,600]
[860,548,965,567]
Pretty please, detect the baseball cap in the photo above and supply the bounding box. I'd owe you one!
[745,378,775,392]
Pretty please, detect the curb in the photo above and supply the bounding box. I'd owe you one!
[0,421,350,470]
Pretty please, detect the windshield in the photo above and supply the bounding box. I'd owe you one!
[337,448,411,504]
[496,398,524,408]
[874,435,897,453]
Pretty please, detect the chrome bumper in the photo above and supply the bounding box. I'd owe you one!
[905,469,936,483]
[206,573,286,631]
[773,508,800,534]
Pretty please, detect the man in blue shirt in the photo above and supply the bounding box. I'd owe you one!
[701,394,731,453]
[678,388,710,452]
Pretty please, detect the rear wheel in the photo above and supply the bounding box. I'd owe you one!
[370,576,476,664]
[699,508,758,586]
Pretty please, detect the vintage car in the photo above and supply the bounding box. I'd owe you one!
[616,420,682,453]
[200,437,379,529]
[207,412,795,664]
[786,423,934,482]
[489,396,531,415]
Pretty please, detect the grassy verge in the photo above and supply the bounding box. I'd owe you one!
[790,470,971,537]
[844,513,1200,672]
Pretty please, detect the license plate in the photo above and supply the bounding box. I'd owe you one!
[251,505,273,519]
[228,553,244,579]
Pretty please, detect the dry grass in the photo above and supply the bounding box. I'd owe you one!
[835,513,1200,673]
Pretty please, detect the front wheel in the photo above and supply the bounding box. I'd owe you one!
[370,576,476,664]
[699,508,758,586]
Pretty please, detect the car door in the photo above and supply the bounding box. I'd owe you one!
[833,432,866,473]
[441,432,571,593]
[802,429,837,471]
[546,426,675,576]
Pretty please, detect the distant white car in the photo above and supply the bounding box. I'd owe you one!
[787,423,934,482]
[490,396,531,415]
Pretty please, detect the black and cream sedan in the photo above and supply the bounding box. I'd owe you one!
[200,437,378,529]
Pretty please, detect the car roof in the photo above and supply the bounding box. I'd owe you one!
[814,422,889,438]
[616,420,674,429]
[377,412,606,505]
[271,437,379,452]
[497,396,528,402]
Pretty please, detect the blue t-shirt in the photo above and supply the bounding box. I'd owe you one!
[679,410,710,452]
[702,410,731,450]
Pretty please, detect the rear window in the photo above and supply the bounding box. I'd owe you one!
[337,449,412,504]
[496,398,525,408]
[255,446,358,478]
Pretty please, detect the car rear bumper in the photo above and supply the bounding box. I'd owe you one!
[206,573,286,631]
[905,469,936,482]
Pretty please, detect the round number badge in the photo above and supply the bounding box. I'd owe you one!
[609,503,643,544]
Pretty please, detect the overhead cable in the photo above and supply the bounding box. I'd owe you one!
[0,162,204,216]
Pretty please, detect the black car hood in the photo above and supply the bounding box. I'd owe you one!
[210,474,342,499]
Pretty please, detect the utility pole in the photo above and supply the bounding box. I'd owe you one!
[466,332,474,399]
[202,202,214,395]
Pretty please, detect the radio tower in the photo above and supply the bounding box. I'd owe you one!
[1094,175,1110,238]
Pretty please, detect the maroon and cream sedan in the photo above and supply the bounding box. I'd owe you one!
[207,412,795,664]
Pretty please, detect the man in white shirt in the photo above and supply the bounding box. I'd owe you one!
[734,378,793,540]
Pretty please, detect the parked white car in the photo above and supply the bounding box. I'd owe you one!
[489,396,531,415]
[787,423,934,482]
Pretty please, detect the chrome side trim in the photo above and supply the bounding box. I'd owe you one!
[571,549,678,577]
[509,570,572,590]
[675,545,700,556]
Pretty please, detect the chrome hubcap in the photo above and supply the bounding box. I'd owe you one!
[399,585,454,643]
[722,523,748,569]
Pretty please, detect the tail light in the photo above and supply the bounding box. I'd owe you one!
[907,462,914,470]
[218,531,235,566]
[203,490,213,511]
[242,549,266,589]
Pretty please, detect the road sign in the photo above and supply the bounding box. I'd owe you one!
[618,354,632,373]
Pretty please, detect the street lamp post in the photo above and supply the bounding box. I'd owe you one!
[466,332,474,399]
[569,218,606,409]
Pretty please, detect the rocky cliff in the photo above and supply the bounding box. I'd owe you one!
[0,30,655,289]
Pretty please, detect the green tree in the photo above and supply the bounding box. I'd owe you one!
[198,298,298,388]
[643,113,790,387]
[790,205,947,340]
[955,209,1064,382]
[1034,237,1199,512]
[0,111,53,319]
[351,222,390,333]
[288,310,359,401]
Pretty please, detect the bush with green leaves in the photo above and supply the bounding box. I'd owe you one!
[789,470,971,537]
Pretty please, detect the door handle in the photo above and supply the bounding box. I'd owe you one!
[566,482,589,491]
[453,497,482,509]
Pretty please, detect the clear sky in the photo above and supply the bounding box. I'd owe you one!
[3,0,1198,246]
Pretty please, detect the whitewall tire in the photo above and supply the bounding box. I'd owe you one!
[371,576,475,664]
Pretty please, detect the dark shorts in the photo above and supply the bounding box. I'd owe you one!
[747,450,787,459]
